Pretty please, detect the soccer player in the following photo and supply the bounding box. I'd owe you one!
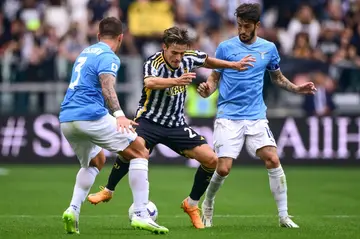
[87,26,255,229]
[197,3,317,228]
[59,17,168,234]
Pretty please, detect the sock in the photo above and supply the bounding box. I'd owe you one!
[129,158,149,218]
[188,165,215,207]
[106,155,129,191]
[204,171,227,206]
[268,165,288,218]
[70,167,99,213]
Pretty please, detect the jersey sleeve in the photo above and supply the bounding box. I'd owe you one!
[214,44,225,73]
[185,50,208,70]
[266,44,280,72]
[143,58,160,79]
[97,53,121,77]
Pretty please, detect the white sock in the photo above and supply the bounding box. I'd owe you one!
[70,167,99,213]
[268,165,288,218]
[129,158,149,219]
[187,197,199,207]
[204,171,227,206]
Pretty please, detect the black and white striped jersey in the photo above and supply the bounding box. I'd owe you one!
[135,50,208,127]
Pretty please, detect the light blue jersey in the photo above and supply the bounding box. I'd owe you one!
[59,42,120,123]
[215,36,280,120]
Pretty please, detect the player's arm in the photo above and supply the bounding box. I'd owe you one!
[197,71,220,98]
[203,55,255,71]
[267,43,316,95]
[269,70,317,94]
[99,73,137,132]
[143,57,196,89]
[99,73,122,113]
[190,47,255,71]
[144,74,196,90]
[268,70,299,93]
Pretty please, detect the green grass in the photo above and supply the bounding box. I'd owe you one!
[0,165,359,239]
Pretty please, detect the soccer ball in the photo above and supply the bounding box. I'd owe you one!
[128,201,158,222]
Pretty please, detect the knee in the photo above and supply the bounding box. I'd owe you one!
[89,152,106,171]
[121,137,149,160]
[216,164,231,177]
[202,155,218,169]
[123,148,149,160]
[263,154,280,169]
[137,147,149,159]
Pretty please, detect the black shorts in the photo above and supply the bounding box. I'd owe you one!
[134,117,207,157]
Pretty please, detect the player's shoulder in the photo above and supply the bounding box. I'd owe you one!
[144,51,164,69]
[184,50,201,56]
[257,37,277,50]
[218,36,239,49]
[96,48,120,64]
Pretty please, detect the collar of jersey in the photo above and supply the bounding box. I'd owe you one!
[161,51,178,71]
[237,36,259,47]
[98,41,111,49]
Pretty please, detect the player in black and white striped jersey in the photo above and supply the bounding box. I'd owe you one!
[88,26,255,229]
[137,49,208,127]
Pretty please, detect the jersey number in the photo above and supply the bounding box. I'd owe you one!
[69,57,87,89]
[184,127,197,138]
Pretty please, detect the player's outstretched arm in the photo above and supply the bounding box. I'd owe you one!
[99,73,137,133]
[144,73,197,89]
[203,55,256,71]
[269,70,317,94]
[197,71,220,98]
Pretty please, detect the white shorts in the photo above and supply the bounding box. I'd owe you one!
[60,114,137,167]
[213,118,277,159]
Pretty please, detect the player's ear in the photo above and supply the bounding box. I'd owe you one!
[118,34,123,44]
[255,21,260,29]
[97,33,101,42]
[162,43,168,51]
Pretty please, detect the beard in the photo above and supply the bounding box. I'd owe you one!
[239,29,256,43]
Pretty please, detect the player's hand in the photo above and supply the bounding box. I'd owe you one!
[233,54,256,71]
[175,72,197,86]
[295,82,317,94]
[116,116,138,133]
[197,82,215,98]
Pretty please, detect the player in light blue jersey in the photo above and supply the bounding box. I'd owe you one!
[59,17,169,234]
[197,3,317,228]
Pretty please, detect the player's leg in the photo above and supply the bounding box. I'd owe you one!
[201,118,245,227]
[180,144,216,229]
[60,122,106,234]
[118,137,168,234]
[88,118,159,205]
[86,114,168,234]
[246,119,299,228]
[105,154,129,191]
[164,125,213,228]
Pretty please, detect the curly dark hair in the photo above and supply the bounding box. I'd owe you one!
[235,3,261,23]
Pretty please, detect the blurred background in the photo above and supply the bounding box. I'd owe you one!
[0,0,359,165]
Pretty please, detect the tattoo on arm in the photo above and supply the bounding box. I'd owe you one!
[99,73,121,113]
[210,71,220,86]
[269,70,298,93]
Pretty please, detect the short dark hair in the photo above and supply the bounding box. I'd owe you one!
[235,3,261,23]
[162,27,191,47]
[99,17,123,38]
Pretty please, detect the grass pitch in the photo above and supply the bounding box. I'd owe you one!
[0,165,359,239]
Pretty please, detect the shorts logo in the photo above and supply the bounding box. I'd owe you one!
[214,142,223,153]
